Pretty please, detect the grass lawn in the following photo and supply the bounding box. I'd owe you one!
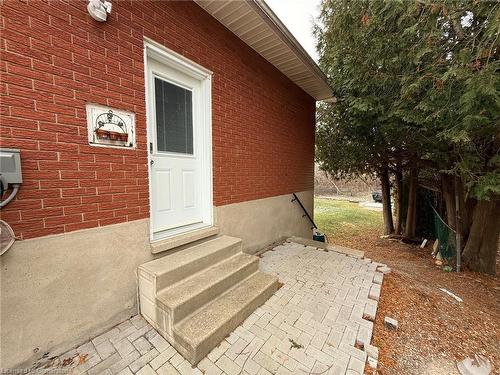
[314,197,383,238]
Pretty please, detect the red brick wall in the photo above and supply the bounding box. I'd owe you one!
[0,0,316,240]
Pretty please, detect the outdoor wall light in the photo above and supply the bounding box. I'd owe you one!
[87,0,112,22]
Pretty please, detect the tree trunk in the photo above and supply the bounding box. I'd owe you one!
[454,176,463,270]
[394,163,403,234]
[462,197,476,241]
[380,165,394,235]
[404,166,418,238]
[443,175,475,242]
[455,178,474,241]
[441,174,456,230]
[461,200,500,275]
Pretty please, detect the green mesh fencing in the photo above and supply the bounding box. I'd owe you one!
[431,205,456,259]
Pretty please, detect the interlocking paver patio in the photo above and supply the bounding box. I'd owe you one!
[32,240,385,374]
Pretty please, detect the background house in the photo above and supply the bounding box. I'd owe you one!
[0,0,332,368]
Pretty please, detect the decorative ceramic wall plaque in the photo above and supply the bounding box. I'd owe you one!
[86,104,136,148]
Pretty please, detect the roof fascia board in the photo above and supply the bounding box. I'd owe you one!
[248,0,332,94]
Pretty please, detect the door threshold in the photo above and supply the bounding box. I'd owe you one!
[150,225,219,254]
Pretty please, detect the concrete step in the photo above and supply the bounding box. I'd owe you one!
[156,253,259,324]
[150,226,219,254]
[139,235,242,291]
[138,235,278,366]
[172,272,279,364]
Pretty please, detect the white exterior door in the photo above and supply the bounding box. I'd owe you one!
[146,43,212,240]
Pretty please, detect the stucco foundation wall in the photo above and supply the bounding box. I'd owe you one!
[0,219,153,369]
[215,190,314,254]
[0,190,313,368]
[0,190,314,368]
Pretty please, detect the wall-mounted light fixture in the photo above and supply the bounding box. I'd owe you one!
[87,0,112,22]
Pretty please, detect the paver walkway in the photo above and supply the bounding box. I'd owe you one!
[33,240,385,375]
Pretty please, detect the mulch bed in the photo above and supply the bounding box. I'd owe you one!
[329,230,500,375]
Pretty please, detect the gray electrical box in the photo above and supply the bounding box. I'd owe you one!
[0,148,22,184]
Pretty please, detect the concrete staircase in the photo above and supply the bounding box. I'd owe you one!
[138,235,278,365]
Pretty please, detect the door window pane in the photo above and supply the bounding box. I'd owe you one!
[155,77,193,154]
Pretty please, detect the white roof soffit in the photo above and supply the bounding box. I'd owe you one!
[194,0,334,101]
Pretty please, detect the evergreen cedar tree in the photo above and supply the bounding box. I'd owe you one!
[314,0,499,274]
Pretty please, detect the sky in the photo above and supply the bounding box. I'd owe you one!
[265,0,322,62]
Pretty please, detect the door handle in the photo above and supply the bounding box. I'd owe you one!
[149,142,154,166]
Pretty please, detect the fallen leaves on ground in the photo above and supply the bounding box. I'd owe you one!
[330,229,500,375]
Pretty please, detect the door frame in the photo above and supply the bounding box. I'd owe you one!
[144,38,213,242]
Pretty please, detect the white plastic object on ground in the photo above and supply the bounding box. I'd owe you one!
[457,354,492,375]
[439,288,463,302]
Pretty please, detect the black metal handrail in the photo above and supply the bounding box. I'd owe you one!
[291,193,318,230]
